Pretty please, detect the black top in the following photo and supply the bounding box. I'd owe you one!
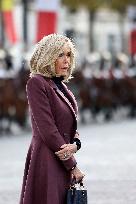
[52,76,68,98]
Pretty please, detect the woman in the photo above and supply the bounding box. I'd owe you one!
[20,33,84,204]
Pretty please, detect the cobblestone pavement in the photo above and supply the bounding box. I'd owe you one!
[0,119,136,204]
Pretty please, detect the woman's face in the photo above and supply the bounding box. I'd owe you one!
[55,44,71,77]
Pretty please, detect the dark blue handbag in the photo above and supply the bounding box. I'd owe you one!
[67,182,88,204]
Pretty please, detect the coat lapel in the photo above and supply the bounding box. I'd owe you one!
[48,79,77,120]
[62,82,78,115]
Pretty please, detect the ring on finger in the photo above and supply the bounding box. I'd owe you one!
[64,153,67,158]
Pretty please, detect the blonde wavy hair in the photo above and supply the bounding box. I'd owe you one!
[30,34,76,81]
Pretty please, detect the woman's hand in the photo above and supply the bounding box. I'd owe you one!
[55,144,77,161]
[71,166,85,183]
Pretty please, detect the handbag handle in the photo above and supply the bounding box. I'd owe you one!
[70,178,84,188]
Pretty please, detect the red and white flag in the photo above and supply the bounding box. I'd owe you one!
[130,29,136,55]
[35,0,60,42]
[2,0,18,44]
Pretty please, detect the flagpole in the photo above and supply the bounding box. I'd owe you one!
[22,0,28,46]
[0,0,5,47]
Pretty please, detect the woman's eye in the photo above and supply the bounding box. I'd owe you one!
[67,52,71,57]
[58,53,64,57]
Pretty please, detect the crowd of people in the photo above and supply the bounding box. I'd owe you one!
[0,48,29,134]
[0,48,136,134]
[69,51,136,123]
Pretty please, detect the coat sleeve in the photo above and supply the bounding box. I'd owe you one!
[26,77,77,171]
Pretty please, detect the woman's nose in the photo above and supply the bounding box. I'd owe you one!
[64,55,69,63]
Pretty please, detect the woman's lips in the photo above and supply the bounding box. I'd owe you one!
[62,67,68,69]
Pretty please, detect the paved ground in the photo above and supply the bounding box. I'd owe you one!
[0,119,136,204]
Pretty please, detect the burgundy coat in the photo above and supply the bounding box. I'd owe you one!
[20,74,78,204]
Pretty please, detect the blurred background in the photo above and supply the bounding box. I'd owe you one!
[0,0,136,203]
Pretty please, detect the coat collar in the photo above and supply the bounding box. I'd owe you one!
[47,78,77,120]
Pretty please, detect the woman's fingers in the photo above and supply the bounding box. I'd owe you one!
[55,144,77,161]
[76,174,85,183]
[55,149,67,159]
[55,146,69,157]
[71,167,85,183]
[55,152,71,160]
[55,150,72,160]
[60,144,67,149]
[55,148,66,155]
[56,152,72,160]
[55,145,69,154]
[57,144,76,155]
